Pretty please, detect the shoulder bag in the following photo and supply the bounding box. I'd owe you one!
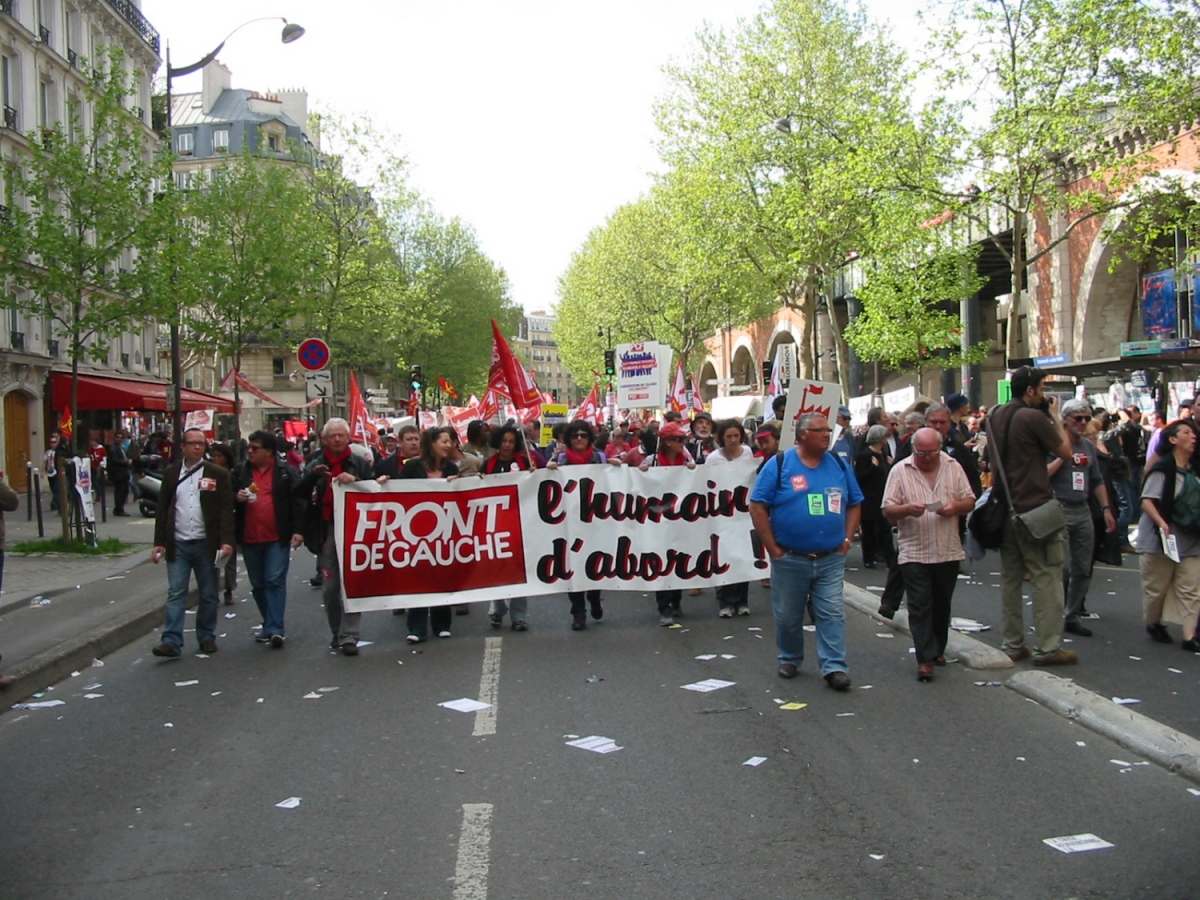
[990,408,1065,541]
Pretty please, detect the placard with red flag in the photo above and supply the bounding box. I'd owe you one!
[347,372,382,450]
[488,319,542,409]
[59,406,73,440]
[668,361,688,413]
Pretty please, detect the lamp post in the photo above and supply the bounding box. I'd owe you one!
[597,325,614,428]
[163,17,305,460]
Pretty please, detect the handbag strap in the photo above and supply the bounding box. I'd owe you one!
[987,404,1016,509]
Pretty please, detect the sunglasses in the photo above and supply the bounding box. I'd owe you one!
[1068,415,1091,422]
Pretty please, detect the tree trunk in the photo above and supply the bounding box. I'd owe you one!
[796,275,815,379]
[1005,211,1026,362]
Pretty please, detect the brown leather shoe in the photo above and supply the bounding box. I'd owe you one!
[1033,648,1079,666]
[199,640,218,654]
[824,670,852,691]
[777,663,798,679]
[917,662,934,682]
[151,642,181,658]
[1007,647,1031,662]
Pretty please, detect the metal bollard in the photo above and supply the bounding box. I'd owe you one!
[32,466,43,537]
[25,460,32,520]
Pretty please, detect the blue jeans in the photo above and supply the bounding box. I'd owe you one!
[769,552,848,676]
[490,596,527,623]
[162,538,219,650]
[242,540,291,637]
[1113,476,1138,536]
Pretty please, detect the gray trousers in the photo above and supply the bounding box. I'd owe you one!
[490,596,528,622]
[320,532,361,644]
[1060,501,1094,624]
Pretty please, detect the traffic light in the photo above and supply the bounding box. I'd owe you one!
[603,349,616,377]
[409,364,423,391]
[762,360,772,385]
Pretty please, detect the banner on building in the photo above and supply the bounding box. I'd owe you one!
[333,464,764,611]
[616,341,666,409]
[1143,269,1177,336]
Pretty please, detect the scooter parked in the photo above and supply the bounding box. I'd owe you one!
[132,455,164,518]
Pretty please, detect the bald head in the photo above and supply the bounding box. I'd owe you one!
[912,427,943,472]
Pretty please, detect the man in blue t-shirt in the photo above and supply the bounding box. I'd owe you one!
[750,412,863,690]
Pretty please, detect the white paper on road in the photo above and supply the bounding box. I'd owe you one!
[1112,697,1141,705]
[836,712,855,717]
[318,687,339,692]
[70,670,80,677]
[439,698,492,713]
[876,633,895,639]
[1109,759,1132,767]
[869,854,885,860]
[681,679,736,693]
[743,756,768,767]
[1168,667,1183,674]
[950,617,989,632]
[1076,741,1086,746]
[803,624,816,632]
[174,680,199,687]
[695,654,717,660]
[720,654,736,659]
[303,692,322,699]
[12,700,65,709]
[275,797,302,809]
[747,627,762,632]
[1188,788,1200,797]
[224,613,236,619]
[83,693,103,699]
[91,658,104,667]
[1042,833,1114,854]
[566,735,623,754]
[83,683,101,690]
[104,575,125,580]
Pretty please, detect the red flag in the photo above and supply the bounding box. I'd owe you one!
[346,372,382,450]
[218,367,236,392]
[406,390,420,417]
[488,319,542,409]
[437,376,459,400]
[58,406,73,440]
[572,384,600,426]
[668,361,687,413]
[477,388,502,423]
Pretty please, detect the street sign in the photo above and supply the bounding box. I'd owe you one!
[706,378,735,385]
[297,337,331,372]
[305,371,332,400]
[1120,340,1161,357]
[1158,338,1200,353]
[1035,353,1069,366]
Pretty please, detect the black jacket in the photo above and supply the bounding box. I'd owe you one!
[231,458,306,546]
[153,460,235,562]
[297,450,375,551]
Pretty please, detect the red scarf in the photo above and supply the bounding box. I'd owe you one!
[564,446,595,466]
[654,449,690,467]
[485,453,530,474]
[321,448,352,521]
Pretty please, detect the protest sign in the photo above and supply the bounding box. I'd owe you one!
[616,341,666,409]
[780,380,842,432]
[334,464,764,611]
[541,404,568,445]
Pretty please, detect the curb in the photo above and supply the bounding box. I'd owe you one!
[1007,670,1200,785]
[0,550,154,618]
[2,586,196,707]
[843,583,1014,670]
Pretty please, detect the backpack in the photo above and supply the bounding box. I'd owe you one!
[772,450,851,493]
[1173,469,1200,534]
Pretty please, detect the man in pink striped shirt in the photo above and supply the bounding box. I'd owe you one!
[881,428,977,682]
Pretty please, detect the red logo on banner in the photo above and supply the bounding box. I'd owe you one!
[341,486,526,597]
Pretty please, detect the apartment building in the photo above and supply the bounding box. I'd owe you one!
[514,311,579,404]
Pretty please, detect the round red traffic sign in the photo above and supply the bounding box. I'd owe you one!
[297,338,331,372]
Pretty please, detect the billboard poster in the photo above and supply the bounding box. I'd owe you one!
[1142,269,1177,336]
[616,341,665,409]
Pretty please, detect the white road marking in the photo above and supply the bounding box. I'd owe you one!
[473,637,502,737]
[453,802,494,900]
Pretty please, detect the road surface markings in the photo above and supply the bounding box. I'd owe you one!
[453,802,494,900]
[473,637,502,736]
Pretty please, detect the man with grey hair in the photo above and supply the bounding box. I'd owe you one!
[297,418,375,655]
[1050,399,1116,636]
[750,412,864,690]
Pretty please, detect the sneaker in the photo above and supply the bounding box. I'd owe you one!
[255,633,272,643]
[511,621,528,632]
[824,671,852,691]
[489,614,503,629]
[1146,623,1173,643]
[269,634,285,649]
[437,630,452,639]
[718,607,734,618]
[589,597,604,620]
[1033,648,1079,666]
[341,642,359,656]
[1182,638,1200,652]
[571,615,586,631]
[406,634,421,644]
[737,606,750,616]
[658,614,675,627]
[151,642,181,658]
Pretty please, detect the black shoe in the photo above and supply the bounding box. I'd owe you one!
[151,642,181,658]
[511,621,528,632]
[777,663,798,679]
[1147,623,1173,644]
[824,671,852,691]
[1182,638,1200,652]
[671,604,683,617]
[877,605,896,621]
[255,632,272,643]
[571,615,586,631]
[330,637,340,650]
[223,590,235,606]
[341,642,359,656]
[113,509,129,516]
[199,640,218,654]
[310,576,323,587]
[1064,621,1093,637]
[269,634,285,649]
[455,604,471,615]
[589,597,604,620]
[863,561,877,569]
[489,614,503,629]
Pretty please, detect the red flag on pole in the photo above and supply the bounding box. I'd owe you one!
[488,319,542,410]
[58,406,73,440]
[572,384,600,426]
[437,376,459,400]
[346,372,382,450]
[668,361,687,413]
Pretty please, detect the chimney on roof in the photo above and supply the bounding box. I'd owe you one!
[202,60,231,116]
[274,88,309,139]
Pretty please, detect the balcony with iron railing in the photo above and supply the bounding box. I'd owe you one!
[9,331,24,351]
[67,49,77,68]
[48,339,58,357]
[37,25,49,44]
[103,0,160,53]
[0,0,13,18]
[4,105,18,131]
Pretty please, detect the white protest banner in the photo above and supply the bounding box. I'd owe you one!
[334,464,766,611]
[184,408,215,433]
[616,341,666,409]
[883,386,916,413]
[72,457,96,523]
[848,394,873,428]
[780,380,842,433]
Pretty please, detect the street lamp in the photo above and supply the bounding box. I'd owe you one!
[164,17,305,460]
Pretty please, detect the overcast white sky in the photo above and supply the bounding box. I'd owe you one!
[142,0,920,314]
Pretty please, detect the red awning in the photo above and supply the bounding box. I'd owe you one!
[50,372,238,414]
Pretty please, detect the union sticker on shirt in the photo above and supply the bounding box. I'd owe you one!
[807,493,825,516]
[791,475,808,492]
[826,488,843,515]
[198,477,216,491]
[1071,471,1085,493]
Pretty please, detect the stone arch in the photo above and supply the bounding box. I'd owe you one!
[731,342,757,392]
[2,386,38,491]
[1076,169,1200,360]
[765,322,800,383]
[697,359,719,404]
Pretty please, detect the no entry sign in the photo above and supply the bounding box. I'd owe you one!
[297,338,331,372]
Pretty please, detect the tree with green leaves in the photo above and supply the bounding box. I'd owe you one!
[919,0,1200,359]
[0,48,171,453]
[169,146,322,439]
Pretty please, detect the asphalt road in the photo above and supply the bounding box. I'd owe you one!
[842,545,1200,742]
[0,570,1197,899]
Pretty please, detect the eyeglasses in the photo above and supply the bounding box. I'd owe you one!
[804,428,832,434]
[1069,415,1090,422]
[570,433,589,440]
[913,449,941,457]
